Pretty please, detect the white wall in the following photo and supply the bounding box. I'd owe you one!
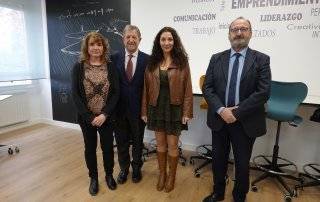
[0,0,52,131]
[27,0,52,121]
[132,0,320,103]
[131,0,320,169]
[23,0,52,122]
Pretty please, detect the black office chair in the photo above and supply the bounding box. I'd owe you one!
[0,144,19,155]
[295,163,320,191]
[189,144,212,177]
[189,75,213,177]
[295,108,320,192]
[251,81,308,202]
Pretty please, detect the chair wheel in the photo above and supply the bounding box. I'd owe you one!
[181,161,186,166]
[8,148,13,155]
[15,147,19,153]
[284,194,292,202]
[195,172,200,178]
[292,189,297,197]
[299,178,304,185]
[251,185,258,192]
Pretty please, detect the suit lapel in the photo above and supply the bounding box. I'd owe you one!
[131,51,142,82]
[119,51,127,80]
[241,48,255,81]
[221,50,231,82]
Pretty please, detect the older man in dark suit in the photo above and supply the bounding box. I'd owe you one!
[202,17,271,202]
[111,25,149,184]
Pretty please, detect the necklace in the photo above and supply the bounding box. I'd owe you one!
[90,63,102,67]
[160,61,171,70]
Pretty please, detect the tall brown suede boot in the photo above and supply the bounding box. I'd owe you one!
[164,155,178,193]
[156,151,167,191]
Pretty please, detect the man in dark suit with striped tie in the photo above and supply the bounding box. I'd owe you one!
[202,17,271,202]
[111,25,149,184]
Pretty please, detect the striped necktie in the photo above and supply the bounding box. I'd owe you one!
[126,54,133,81]
[227,53,241,107]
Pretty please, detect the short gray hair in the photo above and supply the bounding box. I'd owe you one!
[229,17,252,32]
[123,25,141,39]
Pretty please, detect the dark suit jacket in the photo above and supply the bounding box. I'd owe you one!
[203,48,271,137]
[111,50,149,119]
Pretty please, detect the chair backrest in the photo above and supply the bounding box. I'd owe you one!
[267,81,308,121]
[199,75,208,109]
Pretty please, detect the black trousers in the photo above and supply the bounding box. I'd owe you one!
[114,116,145,170]
[211,122,255,202]
[78,117,114,179]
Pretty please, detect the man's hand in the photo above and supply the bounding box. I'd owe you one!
[219,106,238,124]
[91,114,107,127]
[141,116,147,123]
[182,117,191,124]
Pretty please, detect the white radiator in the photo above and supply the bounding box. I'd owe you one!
[0,93,30,127]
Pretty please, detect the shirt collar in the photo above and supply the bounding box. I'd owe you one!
[230,46,248,58]
[125,49,139,58]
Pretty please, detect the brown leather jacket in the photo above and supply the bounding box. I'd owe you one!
[141,63,193,118]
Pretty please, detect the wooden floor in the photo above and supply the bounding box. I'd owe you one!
[0,124,319,202]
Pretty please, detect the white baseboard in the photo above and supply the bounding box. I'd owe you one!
[0,118,80,135]
[42,119,198,151]
[0,118,198,151]
[39,118,80,130]
[42,120,198,151]
[0,119,40,134]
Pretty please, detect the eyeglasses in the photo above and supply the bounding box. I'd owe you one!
[230,27,250,33]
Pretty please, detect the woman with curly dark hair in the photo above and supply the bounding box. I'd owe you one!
[141,27,193,192]
[71,32,119,195]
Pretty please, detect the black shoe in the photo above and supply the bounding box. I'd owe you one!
[132,168,142,183]
[203,193,224,202]
[116,169,129,184]
[105,175,117,190]
[89,178,99,196]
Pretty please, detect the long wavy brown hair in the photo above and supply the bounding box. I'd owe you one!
[79,32,109,64]
[148,27,188,71]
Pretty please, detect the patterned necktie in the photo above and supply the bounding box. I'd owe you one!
[126,54,133,81]
[227,53,241,107]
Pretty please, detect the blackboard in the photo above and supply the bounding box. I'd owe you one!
[46,0,130,123]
